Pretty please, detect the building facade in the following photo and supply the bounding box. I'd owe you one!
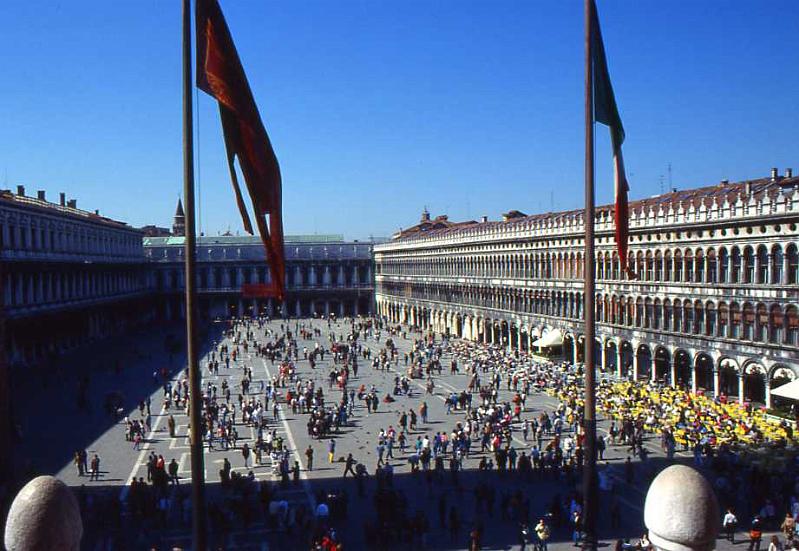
[375,170,799,408]
[144,235,375,320]
[0,186,151,364]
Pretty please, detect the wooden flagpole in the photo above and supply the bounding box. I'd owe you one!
[182,0,208,548]
[582,0,598,548]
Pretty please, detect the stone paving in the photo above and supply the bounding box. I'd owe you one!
[9,317,779,550]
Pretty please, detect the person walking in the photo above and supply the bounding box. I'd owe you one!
[723,508,738,543]
[90,454,100,481]
[343,453,356,477]
[306,445,314,471]
[535,518,550,551]
[242,443,251,468]
[749,515,763,551]
[328,438,336,463]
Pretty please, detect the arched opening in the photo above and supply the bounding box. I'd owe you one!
[695,353,714,392]
[744,363,766,404]
[605,341,617,372]
[674,349,691,389]
[654,346,670,384]
[636,344,652,380]
[563,334,575,364]
[718,359,739,399]
[619,341,633,379]
[771,366,797,412]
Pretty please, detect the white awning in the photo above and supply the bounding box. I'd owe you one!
[532,328,563,348]
[771,379,799,401]
[530,327,542,338]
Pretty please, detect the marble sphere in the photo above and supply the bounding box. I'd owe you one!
[4,476,82,551]
[644,465,720,551]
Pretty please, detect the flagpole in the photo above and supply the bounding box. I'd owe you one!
[182,0,208,548]
[582,0,598,548]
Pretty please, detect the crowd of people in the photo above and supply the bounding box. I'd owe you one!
[56,310,799,551]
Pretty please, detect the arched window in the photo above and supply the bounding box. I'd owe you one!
[743,247,754,283]
[695,249,705,283]
[673,299,682,332]
[755,303,768,342]
[645,252,654,281]
[788,245,799,285]
[635,298,644,328]
[612,253,619,280]
[663,299,672,331]
[694,301,704,334]
[786,306,799,345]
[685,250,694,282]
[684,301,694,333]
[718,302,729,338]
[772,245,784,284]
[769,304,783,343]
[706,302,716,336]
[719,248,729,283]
[664,251,672,281]
[757,245,769,284]
[653,298,662,329]
[654,251,663,281]
[674,251,683,282]
[707,249,717,283]
[645,297,653,328]
[729,302,741,339]
[731,247,741,283]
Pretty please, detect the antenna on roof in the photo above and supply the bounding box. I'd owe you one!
[668,162,673,189]
[659,174,664,195]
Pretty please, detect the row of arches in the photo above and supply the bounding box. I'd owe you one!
[378,242,799,286]
[377,298,798,409]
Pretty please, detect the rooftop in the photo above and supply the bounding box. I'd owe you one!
[391,169,799,242]
[0,188,136,231]
[143,234,349,246]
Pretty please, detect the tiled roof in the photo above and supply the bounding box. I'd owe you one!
[391,175,799,242]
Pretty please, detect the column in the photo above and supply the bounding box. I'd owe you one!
[616,347,623,379]
[713,369,720,397]
[691,366,698,394]
[632,350,639,380]
[295,299,301,317]
[765,379,772,409]
[600,343,607,373]
[738,373,745,403]
[324,301,330,316]
[354,300,359,317]
[572,338,579,366]
[669,359,676,388]
[338,301,344,317]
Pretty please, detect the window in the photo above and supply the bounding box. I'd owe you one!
[757,246,769,284]
[787,306,799,345]
[755,304,768,342]
[770,305,784,344]
[788,245,799,285]
[772,246,784,284]
[719,248,729,283]
[743,248,754,283]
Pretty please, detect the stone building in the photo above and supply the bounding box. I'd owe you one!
[0,186,151,364]
[375,169,799,408]
[143,234,375,320]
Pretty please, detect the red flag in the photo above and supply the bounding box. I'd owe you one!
[196,0,285,300]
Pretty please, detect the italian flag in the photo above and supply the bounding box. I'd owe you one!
[591,1,632,277]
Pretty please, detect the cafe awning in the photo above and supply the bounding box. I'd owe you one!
[771,379,799,401]
[532,328,563,348]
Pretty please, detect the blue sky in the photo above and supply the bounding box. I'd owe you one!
[0,1,797,240]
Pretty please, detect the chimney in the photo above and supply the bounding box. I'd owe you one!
[771,167,778,182]
[480,216,488,223]
[786,168,793,178]
[59,192,66,206]
[720,179,729,185]
[37,190,46,201]
[16,185,25,196]
[745,182,752,196]
[94,209,100,215]
[67,199,77,208]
